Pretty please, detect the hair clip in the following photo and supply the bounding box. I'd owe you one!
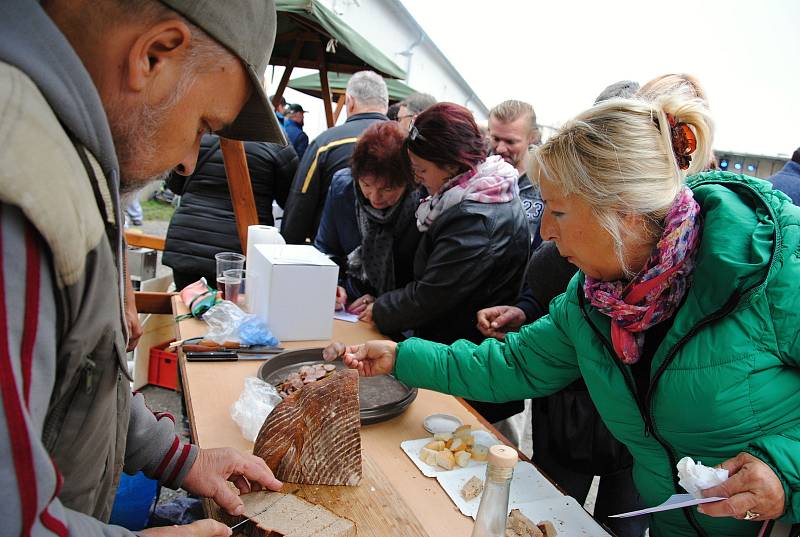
[666,113,697,170]
[408,123,427,143]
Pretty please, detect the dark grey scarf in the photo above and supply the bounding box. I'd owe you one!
[347,185,420,296]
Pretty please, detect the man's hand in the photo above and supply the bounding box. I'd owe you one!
[476,305,526,341]
[182,447,282,516]
[141,519,232,537]
[124,266,143,352]
[698,452,785,521]
[334,286,347,311]
[322,340,397,377]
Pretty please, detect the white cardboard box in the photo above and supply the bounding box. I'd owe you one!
[247,244,338,341]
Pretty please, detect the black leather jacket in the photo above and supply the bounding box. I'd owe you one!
[373,198,530,344]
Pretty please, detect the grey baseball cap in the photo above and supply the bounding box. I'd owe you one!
[159,0,287,144]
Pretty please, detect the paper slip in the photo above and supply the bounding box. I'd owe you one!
[334,311,359,323]
[610,493,725,518]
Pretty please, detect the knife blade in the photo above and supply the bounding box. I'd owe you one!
[182,344,284,354]
[230,505,272,531]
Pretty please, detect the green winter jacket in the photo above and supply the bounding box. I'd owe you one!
[394,172,800,537]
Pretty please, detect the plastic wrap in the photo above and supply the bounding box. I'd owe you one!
[230,377,283,442]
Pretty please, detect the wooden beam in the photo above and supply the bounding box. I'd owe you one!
[268,58,381,76]
[219,138,258,252]
[318,40,334,128]
[272,40,303,106]
[275,31,323,43]
[333,94,346,123]
[134,291,174,314]
[125,230,166,251]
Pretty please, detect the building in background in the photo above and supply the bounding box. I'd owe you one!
[271,0,488,139]
[716,151,789,180]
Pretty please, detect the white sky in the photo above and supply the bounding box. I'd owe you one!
[400,0,800,157]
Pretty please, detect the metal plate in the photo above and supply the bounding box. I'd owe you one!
[257,348,417,425]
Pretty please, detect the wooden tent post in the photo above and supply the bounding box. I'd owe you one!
[333,94,346,123]
[220,138,258,252]
[318,41,335,127]
[272,41,303,105]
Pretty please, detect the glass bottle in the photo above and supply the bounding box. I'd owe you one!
[471,444,518,537]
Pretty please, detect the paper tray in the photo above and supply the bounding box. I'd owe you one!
[400,430,499,478]
[436,461,562,518]
[512,497,613,536]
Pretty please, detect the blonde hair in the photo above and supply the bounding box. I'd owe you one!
[638,73,709,105]
[531,95,713,275]
[490,100,541,143]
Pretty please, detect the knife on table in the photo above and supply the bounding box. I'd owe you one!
[181,344,284,354]
[185,349,283,361]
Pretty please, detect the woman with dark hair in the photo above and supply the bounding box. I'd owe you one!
[314,121,421,312]
[357,103,530,422]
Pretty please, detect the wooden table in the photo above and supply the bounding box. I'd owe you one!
[172,297,534,536]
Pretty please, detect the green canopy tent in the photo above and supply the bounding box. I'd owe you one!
[287,72,416,123]
[271,0,405,127]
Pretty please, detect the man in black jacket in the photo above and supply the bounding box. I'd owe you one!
[281,71,389,243]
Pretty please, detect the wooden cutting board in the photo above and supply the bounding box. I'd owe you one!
[217,453,428,536]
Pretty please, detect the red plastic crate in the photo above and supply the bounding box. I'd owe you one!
[148,340,178,390]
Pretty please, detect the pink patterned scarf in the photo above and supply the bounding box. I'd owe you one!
[416,155,518,231]
[584,187,702,364]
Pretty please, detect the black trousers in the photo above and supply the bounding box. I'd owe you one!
[532,403,648,537]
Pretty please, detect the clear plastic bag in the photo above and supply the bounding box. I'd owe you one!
[230,377,283,442]
[203,300,248,343]
[202,301,279,346]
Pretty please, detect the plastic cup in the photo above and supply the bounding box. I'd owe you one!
[215,252,245,293]
[223,268,246,308]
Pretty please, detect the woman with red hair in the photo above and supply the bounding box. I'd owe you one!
[315,121,421,311]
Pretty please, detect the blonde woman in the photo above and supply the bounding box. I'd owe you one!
[324,94,800,537]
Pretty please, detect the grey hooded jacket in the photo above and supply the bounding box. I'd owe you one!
[0,1,197,535]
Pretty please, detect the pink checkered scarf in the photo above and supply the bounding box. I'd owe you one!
[416,155,519,231]
[584,186,702,364]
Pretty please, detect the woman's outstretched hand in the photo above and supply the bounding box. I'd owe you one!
[322,340,398,377]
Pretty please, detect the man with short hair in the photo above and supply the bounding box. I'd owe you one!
[281,71,389,243]
[284,103,309,159]
[488,100,544,238]
[0,0,285,535]
[396,92,437,132]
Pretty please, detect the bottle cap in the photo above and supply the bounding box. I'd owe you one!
[487,444,518,468]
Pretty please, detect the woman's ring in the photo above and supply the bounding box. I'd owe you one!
[743,510,760,520]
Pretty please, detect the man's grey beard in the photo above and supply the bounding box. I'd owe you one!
[107,95,178,195]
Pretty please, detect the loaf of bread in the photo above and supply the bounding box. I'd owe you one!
[237,491,356,537]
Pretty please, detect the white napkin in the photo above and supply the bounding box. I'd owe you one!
[677,457,729,498]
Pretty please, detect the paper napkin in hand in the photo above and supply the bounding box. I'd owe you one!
[677,457,729,498]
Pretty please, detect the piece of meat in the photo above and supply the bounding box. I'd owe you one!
[254,369,362,486]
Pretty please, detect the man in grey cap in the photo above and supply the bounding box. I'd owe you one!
[0,0,284,535]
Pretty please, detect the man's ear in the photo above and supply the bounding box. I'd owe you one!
[126,19,192,93]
